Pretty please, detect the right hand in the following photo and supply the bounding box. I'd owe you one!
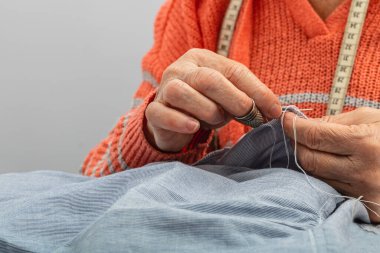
[145,49,282,152]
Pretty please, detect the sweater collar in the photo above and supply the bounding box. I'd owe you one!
[284,0,351,38]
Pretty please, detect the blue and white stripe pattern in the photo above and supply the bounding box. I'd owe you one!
[1,108,379,252]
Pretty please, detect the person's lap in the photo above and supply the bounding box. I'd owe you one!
[1,108,379,253]
[0,162,377,253]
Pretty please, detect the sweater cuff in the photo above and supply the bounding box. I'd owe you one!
[120,91,214,168]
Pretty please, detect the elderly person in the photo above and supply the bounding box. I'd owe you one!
[82,0,380,222]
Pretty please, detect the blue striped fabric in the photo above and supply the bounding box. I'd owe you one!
[0,108,379,253]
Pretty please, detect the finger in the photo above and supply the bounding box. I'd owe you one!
[320,107,380,125]
[284,112,358,155]
[181,67,254,119]
[161,78,227,126]
[145,101,200,134]
[181,49,282,119]
[295,143,353,181]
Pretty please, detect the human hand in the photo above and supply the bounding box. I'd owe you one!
[283,107,380,223]
[145,49,282,152]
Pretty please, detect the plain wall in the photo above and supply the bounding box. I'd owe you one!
[0,0,164,174]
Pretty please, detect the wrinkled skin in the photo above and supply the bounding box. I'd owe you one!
[284,107,380,223]
[145,49,281,152]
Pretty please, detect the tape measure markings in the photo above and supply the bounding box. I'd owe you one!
[217,0,243,57]
[327,0,370,115]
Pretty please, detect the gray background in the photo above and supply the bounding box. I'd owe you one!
[0,0,164,174]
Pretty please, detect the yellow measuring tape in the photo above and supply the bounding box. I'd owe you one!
[217,0,371,116]
[327,0,370,115]
[217,0,244,57]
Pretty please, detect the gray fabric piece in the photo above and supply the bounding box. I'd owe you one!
[195,117,296,170]
[0,107,379,253]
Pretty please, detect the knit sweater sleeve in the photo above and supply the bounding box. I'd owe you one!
[81,0,217,177]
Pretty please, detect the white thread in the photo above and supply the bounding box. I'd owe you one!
[352,196,364,218]
[280,105,308,169]
[281,106,291,169]
[267,106,303,169]
[280,106,380,219]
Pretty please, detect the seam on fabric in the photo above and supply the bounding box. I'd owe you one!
[318,198,333,224]
[308,229,318,253]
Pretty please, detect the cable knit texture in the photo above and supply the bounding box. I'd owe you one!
[82,0,380,177]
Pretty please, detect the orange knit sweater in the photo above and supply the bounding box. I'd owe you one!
[82,0,380,177]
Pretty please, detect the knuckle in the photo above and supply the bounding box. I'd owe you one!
[224,62,250,81]
[304,125,322,150]
[237,96,253,116]
[203,106,222,124]
[191,68,221,93]
[300,149,318,174]
[186,48,201,56]
[162,79,185,103]
[185,48,209,58]
[162,64,182,81]
[256,85,270,102]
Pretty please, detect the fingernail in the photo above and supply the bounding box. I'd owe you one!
[270,103,282,118]
[187,119,199,132]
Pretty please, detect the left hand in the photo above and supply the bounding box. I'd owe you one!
[283,107,380,223]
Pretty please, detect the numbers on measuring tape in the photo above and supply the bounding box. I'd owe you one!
[327,0,370,116]
[217,0,243,57]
